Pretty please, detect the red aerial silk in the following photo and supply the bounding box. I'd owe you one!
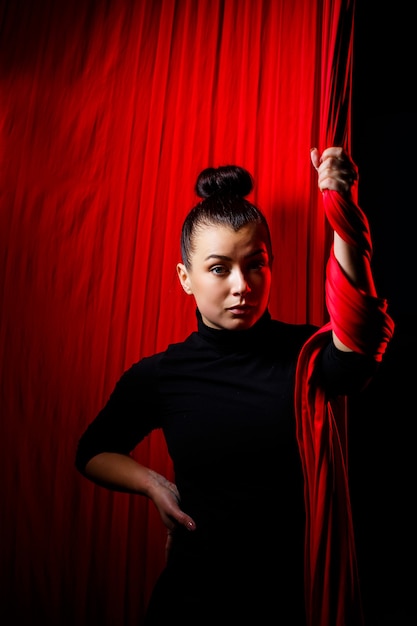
[295,189,395,626]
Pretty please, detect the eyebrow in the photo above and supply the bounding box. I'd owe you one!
[204,248,268,262]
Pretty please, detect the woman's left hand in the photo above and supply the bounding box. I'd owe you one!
[311,146,358,195]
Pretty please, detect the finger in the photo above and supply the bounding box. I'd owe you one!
[320,151,358,176]
[320,146,344,162]
[169,511,196,531]
[165,529,174,562]
[318,173,353,194]
[184,517,196,531]
[318,178,350,193]
[319,159,356,181]
[310,147,320,169]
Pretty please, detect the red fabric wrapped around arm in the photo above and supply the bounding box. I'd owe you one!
[295,189,394,626]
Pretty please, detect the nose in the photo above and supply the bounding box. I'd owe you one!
[231,269,250,296]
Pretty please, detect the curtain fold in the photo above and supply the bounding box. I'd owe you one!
[0,1,356,623]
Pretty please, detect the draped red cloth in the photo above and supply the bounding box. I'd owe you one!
[295,189,395,626]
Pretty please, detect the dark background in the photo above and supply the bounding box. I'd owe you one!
[352,1,414,321]
[350,2,415,624]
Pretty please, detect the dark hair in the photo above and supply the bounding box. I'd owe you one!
[180,165,272,269]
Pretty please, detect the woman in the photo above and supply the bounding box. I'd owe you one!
[75,147,393,625]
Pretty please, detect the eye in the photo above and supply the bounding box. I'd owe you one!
[247,259,267,271]
[210,265,229,276]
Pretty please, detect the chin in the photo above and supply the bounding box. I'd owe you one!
[227,316,257,330]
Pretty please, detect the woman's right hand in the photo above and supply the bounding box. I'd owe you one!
[147,471,196,562]
[147,469,196,533]
[83,452,196,533]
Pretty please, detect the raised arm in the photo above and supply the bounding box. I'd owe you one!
[311,146,381,352]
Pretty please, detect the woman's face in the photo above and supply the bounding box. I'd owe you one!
[177,222,272,330]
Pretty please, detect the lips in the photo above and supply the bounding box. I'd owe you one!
[227,304,251,314]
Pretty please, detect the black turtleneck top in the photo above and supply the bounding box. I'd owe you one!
[75,309,376,625]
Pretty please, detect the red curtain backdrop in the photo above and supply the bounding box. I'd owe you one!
[0,1,354,624]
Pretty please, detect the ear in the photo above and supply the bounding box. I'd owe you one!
[176,263,193,295]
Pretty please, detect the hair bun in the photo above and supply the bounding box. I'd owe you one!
[195,165,253,199]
